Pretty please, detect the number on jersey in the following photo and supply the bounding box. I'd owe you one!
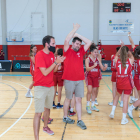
[118,64,129,74]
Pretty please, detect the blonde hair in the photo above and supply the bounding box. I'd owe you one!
[120,46,129,68]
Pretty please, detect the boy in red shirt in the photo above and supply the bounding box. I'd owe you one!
[33,35,65,139]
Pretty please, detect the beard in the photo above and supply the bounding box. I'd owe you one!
[73,47,79,52]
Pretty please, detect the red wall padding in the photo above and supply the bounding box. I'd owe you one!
[0,45,2,51]
[7,44,135,61]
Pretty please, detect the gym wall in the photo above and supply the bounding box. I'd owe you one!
[0,0,139,60]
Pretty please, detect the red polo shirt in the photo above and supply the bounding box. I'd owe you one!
[62,47,86,81]
[34,50,55,87]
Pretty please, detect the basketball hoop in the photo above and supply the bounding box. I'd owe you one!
[11,39,16,42]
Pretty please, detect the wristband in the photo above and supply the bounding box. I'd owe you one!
[128,34,131,37]
[54,61,57,65]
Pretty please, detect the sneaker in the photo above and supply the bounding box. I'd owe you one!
[128,107,133,119]
[49,118,53,122]
[41,117,51,124]
[121,118,129,125]
[69,111,76,116]
[53,102,56,108]
[129,98,134,104]
[63,117,75,124]
[86,106,92,114]
[77,120,87,130]
[120,102,123,108]
[25,93,33,98]
[108,101,113,106]
[109,112,114,119]
[91,106,99,112]
[56,103,63,109]
[43,126,54,135]
[95,100,99,106]
[56,92,58,96]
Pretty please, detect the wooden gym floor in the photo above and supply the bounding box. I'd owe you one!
[0,72,140,140]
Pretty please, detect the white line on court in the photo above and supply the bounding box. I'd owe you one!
[0,80,33,137]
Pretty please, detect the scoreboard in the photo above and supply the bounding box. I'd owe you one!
[113,3,131,12]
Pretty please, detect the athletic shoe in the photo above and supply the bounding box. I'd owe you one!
[135,106,139,110]
[121,118,129,125]
[120,102,123,108]
[86,106,92,114]
[108,101,113,106]
[43,126,54,135]
[56,92,58,96]
[129,98,134,104]
[91,106,99,112]
[109,112,114,119]
[41,117,52,124]
[53,102,56,108]
[25,93,33,98]
[49,118,53,122]
[56,103,63,109]
[77,120,87,130]
[95,100,99,106]
[63,117,75,124]
[69,111,76,116]
[128,107,133,119]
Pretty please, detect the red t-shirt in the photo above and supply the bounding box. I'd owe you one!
[34,50,55,87]
[62,47,86,81]
[134,59,140,79]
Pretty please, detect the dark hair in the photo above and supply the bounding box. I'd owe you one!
[120,46,129,68]
[116,47,120,52]
[57,48,63,56]
[29,44,36,57]
[134,46,140,59]
[90,44,97,52]
[72,37,82,43]
[42,35,54,47]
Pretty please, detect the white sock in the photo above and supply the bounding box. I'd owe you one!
[95,98,97,100]
[122,113,127,120]
[87,101,90,106]
[111,105,116,114]
[91,101,95,107]
[130,96,133,99]
[130,104,135,110]
[27,89,31,94]
[135,98,138,101]
[70,108,73,112]
[121,101,123,104]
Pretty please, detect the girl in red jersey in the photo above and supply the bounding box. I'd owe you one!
[25,45,37,98]
[128,46,140,118]
[85,44,108,114]
[109,46,134,125]
[53,48,64,108]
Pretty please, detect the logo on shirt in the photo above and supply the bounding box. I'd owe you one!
[77,53,80,57]
[51,58,54,63]
[0,63,2,69]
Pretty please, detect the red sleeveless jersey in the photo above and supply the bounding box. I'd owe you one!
[54,62,64,76]
[87,57,100,78]
[30,57,35,76]
[111,55,116,72]
[116,58,134,89]
[134,59,140,79]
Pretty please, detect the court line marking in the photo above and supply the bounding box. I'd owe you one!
[0,80,33,137]
[0,82,18,118]
[102,78,140,131]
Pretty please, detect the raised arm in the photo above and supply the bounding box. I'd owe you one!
[128,32,135,49]
[128,51,134,65]
[64,23,80,52]
[74,33,92,52]
[85,58,97,72]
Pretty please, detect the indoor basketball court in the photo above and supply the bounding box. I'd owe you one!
[0,0,140,140]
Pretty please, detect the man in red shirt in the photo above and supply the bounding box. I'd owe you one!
[33,35,65,140]
[62,23,92,130]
